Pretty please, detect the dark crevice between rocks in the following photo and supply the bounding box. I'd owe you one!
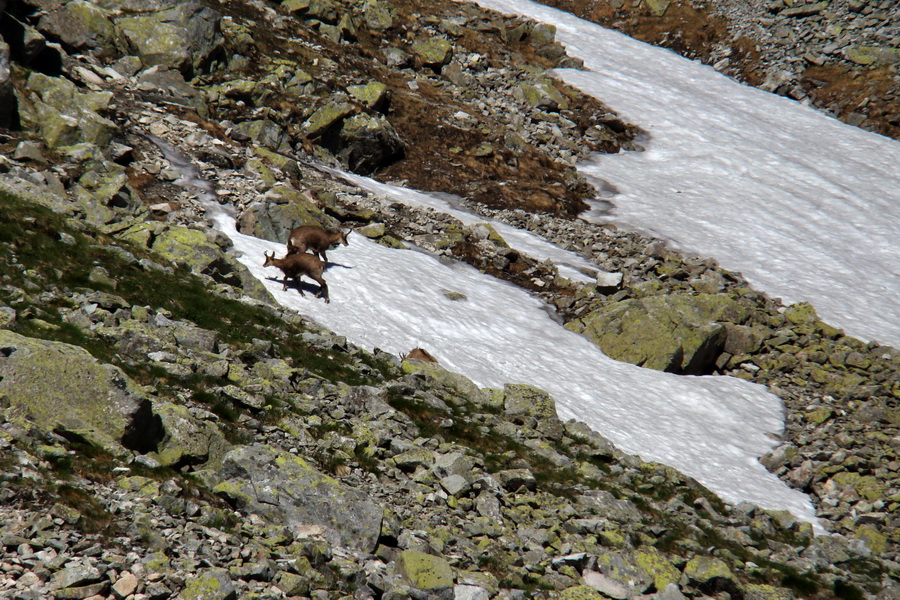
[121,398,165,454]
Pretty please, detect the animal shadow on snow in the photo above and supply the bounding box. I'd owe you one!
[264,275,327,298]
[264,260,351,297]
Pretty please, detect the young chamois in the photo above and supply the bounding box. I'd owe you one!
[263,251,329,302]
[286,225,349,262]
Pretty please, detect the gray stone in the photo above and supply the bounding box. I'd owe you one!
[0,330,163,453]
[213,444,383,552]
[50,564,102,590]
[37,1,117,54]
[335,113,405,174]
[17,72,116,149]
[566,294,747,374]
[181,568,236,600]
[115,2,223,77]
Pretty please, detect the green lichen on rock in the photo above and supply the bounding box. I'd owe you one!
[557,585,604,600]
[17,73,116,149]
[411,37,453,67]
[856,524,888,555]
[502,383,558,422]
[212,444,383,553]
[152,226,224,273]
[566,293,746,374]
[831,472,885,501]
[303,101,355,137]
[845,45,900,66]
[181,568,236,600]
[400,360,487,406]
[683,555,735,586]
[518,80,568,111]
[37,0,118,54]
[644,0,673,17]
[231,119,288,152]
[115,3,222,76]
[282,0,340,23]
[0,330,155,453]
[236,184,331,244]
[396,549,454,590]
[347,82,388,110]
[152,401,231,468]
[783,302,819,333]
[634,548,680,591]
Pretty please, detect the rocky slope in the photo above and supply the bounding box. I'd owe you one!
[0,1,898,600]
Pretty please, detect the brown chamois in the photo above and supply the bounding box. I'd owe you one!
[263,251,329,302]
[286,225,349,262]
[402,348,438,363]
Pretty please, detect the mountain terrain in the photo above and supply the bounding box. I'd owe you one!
[0,1,898,600]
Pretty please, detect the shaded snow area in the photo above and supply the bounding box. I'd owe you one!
[474,0,900,349]
[214,212,823,530]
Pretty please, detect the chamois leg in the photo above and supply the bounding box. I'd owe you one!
[311,275,329,302]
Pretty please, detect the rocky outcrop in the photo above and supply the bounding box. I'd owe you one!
[0,330,163,453]
[212,444,383,553]
[565,294,746,374]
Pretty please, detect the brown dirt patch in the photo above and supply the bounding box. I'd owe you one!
[802,65,900,140]
[201,0,636,217]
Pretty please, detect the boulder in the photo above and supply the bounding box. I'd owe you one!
[17,72,116,149]
[682,556,740,597]
[135,68,209,117]
[151,226,226,273]
[0,40,16,129]
[282,0,340,24]
[212,444,383,553]
[411,37,453,68]
[396,549,455,592]
[303,100,355,138]
[152,401,230,468]
[0,330,164,453]
[37,1,118,56]
[566,294,747,374]
[231,119,289,152]
[363,0,394,31]
[517,80,568,111]
[181,568,236,600]
[236,184,332,244]
[334,113,404,174]
[644,0,673,17]
[347,81,389,111]
[116,2,223,77]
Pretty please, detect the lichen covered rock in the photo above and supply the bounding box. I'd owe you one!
[212,444,383,552]
[0,330,163,453]
[566,293,747,374]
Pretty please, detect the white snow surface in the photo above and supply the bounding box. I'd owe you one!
[216,212,821,529]
[473,0,900,349]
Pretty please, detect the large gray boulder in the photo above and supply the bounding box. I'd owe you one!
[212,444,383,553]
[334,113,404,174]
[151,401,231,468]
[36,0,119,56]
[566,294,748,374]
[0,330,164,453]
[115,1,223,77]
[236,184,334,244]
[17,72,116,149]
